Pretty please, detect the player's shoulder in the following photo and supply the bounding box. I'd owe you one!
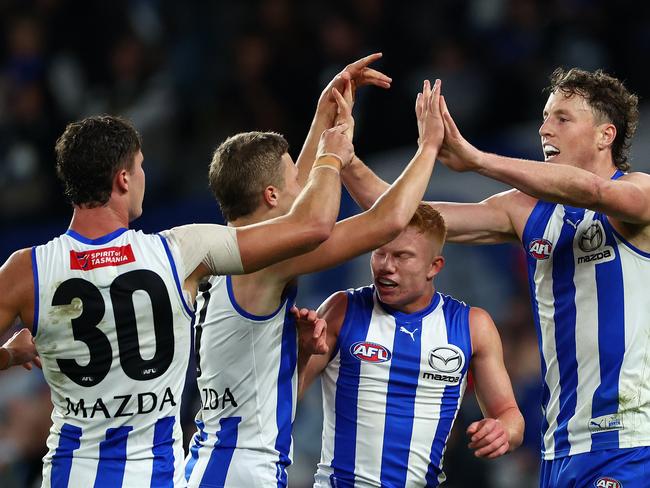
[0,247,34,300]
[467,306,501,353]
[2,247,33,271]
[618,170,650,185]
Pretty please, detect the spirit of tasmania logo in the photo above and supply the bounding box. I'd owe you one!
[70,245,135,271]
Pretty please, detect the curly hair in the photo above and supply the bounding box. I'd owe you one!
[55,115,142,207]
[547,68,639,171]
[208,131,289,222]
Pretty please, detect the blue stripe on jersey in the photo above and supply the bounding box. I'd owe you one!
[590,217,625,449]
[274,287,298,488]
[51,423,82,488]
[552,207,585,454]
[65,228,129,245]
[379,313,423,487]
[185,420,207,481]
[31,246,39,335]
[331,287,375,485]
[94,426,133,488]
[426,296,471,487]
[151,416,176,488]
[201,417,242,487]
[522,200,556,453]
[158,235,195,319]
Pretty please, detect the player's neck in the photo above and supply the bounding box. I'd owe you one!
[571,153,619,179]
[68,205,129,239]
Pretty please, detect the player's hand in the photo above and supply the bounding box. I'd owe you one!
[332,78,355,141]
[291,306,328,356]
[1,328,42,371]
[317,123,354,168]
[466,418,510,458]
[415,79,444,151]
[437,96,482,172]
[317,53,391,124]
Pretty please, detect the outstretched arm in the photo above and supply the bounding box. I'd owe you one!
[295,53,391,185]
[342,156,521,245]
[235,124,353,273]
[467,307,524,458]
[274,79,447,279]
[438,97,650,225]
[298,292,347,400]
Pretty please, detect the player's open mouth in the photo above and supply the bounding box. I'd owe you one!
[376,278,397,288]
[543,144,560,161]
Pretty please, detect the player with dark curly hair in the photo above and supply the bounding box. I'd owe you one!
[343,67,650,487]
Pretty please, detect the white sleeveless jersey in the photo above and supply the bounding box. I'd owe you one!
[185,275,298,488]
[316,287,472,488]
[32,228,193,487]
[523,170,650,460]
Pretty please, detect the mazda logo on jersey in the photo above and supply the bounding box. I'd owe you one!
[594,477,622,488]
[428,346,464,373]
[350,341,392,363]
[528,238,553,260]
[579,222,604,252]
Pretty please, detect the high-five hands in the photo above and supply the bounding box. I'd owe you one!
[318,53,392,126]
[415,79,445,152]
[437,95,482,172]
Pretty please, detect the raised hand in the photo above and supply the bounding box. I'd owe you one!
[415,79,444,152]
[332,78,355,141]
[437,95,482,172]
[466,418,510,458]
[317,123,355,168]
[291,306,328,356]
[317,53,392,126]
[1,328,41,371]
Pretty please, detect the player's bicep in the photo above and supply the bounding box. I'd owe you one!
[469,308,518,418]
[429,194,518,244]
[0,249,34,333]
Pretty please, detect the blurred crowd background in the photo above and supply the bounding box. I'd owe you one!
[2,0,650,486]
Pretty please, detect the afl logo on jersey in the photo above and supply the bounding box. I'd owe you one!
[594,477,622,488]
[428,346,465,373]
[528,238,553,260]
[350,341,392,363]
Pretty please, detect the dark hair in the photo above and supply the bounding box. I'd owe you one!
[55,115,142,207]
[547,68,639,171]
[208,131,289,222]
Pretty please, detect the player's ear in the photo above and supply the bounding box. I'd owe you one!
[114,168,129,193]
[597,123,616,151]
[263,185,279,209]
[426,256,445,280]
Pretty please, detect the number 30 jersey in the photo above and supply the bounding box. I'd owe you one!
[32,228,194,488]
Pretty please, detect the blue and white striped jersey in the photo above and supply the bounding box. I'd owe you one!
[523,170,650,460]
[185,275,297,487]
[33,228,193,487]
[316,286,472,488]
